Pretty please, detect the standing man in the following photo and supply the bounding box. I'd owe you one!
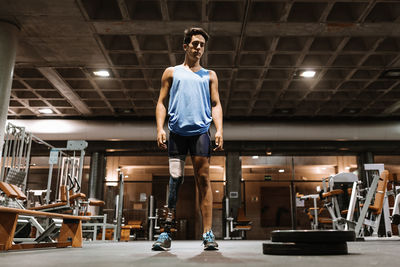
[153,27,223,251]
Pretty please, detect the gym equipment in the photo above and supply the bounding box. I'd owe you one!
[148,195,178,241]
[263,230,355,255]
[27,140,89,215]
[353,167,390,237]
[300,167,394,238]
[0,123,32,192]
[298,172,358,230]
[0,206,88,251]
[82,214,117,241]
[224,197,252,239]
[392,186,400,233]
[116,172,124,241]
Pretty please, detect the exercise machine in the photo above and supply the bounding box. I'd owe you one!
[223,197,252,239]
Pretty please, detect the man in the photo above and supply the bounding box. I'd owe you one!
[153,27,223,251]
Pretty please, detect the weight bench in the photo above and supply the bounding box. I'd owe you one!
[120,220,143,241]
[227,207,252,239]
[28,185,87,213]
[0,182,27,201]
[0,206,89,251]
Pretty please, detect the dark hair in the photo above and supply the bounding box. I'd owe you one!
[183,27,209,45]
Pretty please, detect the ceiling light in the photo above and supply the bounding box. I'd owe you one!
[278,169,285,173]
[38,108,53,114]
[215,190,220,193]
[382,69,400,78]
[106,182,118,187]
[300,70,316,78]
[93,70,110,77]
[266,151,272,156]
[252,156,259,159]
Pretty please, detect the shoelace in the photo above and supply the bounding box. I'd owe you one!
[203,232,214,243]
[158,233,170,242]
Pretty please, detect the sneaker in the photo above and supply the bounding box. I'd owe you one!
[202,230,219,251]
[152,232,171,251]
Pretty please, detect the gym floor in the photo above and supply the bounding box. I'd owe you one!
[0,239,399,267]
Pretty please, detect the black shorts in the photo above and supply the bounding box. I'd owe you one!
[168,131,211,158]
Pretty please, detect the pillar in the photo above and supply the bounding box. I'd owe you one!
[225,152,242,218]
[89,152,106,200]
[0,21,19,154]
[357,151,374,187]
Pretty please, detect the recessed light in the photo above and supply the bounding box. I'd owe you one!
[300,70,316,78]
[93,70,110,77]
[279,169,285,173]
[38,108,53,114]
[252,156,259,159]
[381,69,400,78]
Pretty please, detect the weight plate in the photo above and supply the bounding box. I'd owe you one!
[263,242,348,255]
[271,230,355,243]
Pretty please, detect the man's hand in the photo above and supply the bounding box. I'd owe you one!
[213,131,224,151]
[157,130,167,150]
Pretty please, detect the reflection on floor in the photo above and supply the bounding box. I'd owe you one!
[0,240,399,267]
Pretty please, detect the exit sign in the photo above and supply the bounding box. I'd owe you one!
[264,175,272,181]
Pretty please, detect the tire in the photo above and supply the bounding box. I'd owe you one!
[271,230,356,243]
[263,242,348,255]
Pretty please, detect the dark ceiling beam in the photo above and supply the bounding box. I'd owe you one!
[200,0,210,67]
[92,22,400,37]
[80,68,115,114]
[269,37,315,115]
[301,37,350,115]
[247,37,280,116]
[117,0,130,21]
[129,35,157,103]
[160,0,176,66]
[335,37,386,114]
[224,0,251,116]
[9,93,40,116]
[13,74,63,116]
[37,67,92,116]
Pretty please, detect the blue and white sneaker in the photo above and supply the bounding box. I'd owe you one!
[152,232,171,251]
[202,230,219,250]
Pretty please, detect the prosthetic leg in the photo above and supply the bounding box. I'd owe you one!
[152,157,185,251]
[161,157,185,233]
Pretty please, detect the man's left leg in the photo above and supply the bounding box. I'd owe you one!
[192,156,218,250]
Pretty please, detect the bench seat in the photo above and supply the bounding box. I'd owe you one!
[0,206,89,251]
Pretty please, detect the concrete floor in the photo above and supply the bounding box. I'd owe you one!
[1,239,399,267]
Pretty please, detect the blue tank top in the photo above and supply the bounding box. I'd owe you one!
[168,65,212,136]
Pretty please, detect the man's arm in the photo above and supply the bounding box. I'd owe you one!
[209,70,223,151]
[156,67,173,150]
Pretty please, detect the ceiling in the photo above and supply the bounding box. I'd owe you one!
[2,0,400,120]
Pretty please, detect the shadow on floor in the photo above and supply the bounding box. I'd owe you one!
[186,251,244,264]
[150,251,179,258]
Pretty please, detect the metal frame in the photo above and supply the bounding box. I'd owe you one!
[82,214,117,241]
[0,123,32,191]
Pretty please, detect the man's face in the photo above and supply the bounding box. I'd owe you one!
[184,34,206,59]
